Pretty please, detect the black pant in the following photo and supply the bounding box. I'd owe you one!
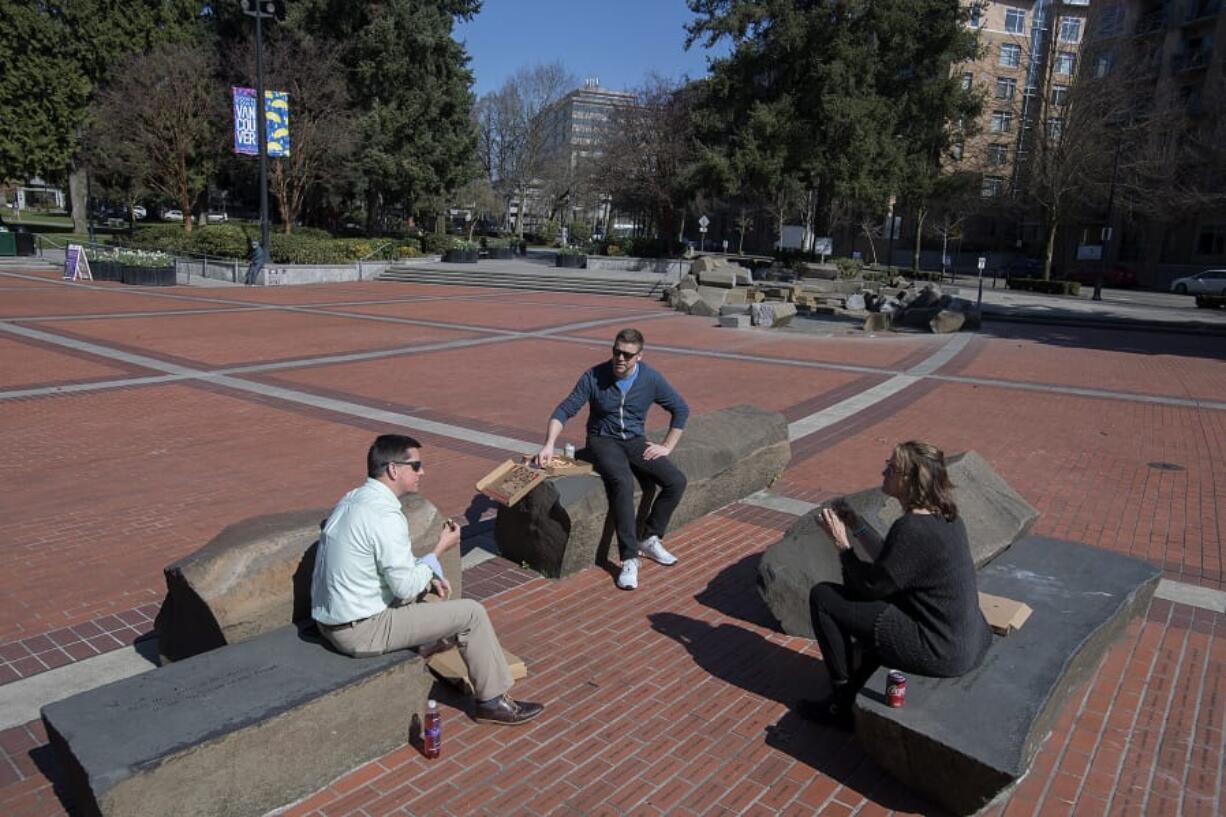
[809,582,888,691]
[587,435,687,561]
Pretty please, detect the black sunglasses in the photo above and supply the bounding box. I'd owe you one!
[390,459,423,472]
[612,348,640,360]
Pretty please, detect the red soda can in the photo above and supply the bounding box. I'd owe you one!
[886,670,907,708]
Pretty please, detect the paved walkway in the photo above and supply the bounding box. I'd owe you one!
[0,267,1223,816]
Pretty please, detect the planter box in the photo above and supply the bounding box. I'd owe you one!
[92,260,121,281]
[486,247,515,260]
[122,265,176,286]
[555,254,587,269]
[442,249,478,263]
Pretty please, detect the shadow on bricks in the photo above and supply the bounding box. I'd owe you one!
[649,611,938,814]
[693,553,779,629]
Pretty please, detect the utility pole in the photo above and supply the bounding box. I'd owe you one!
[241,0,282,253]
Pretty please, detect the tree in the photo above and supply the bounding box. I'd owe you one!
[0,1,206,232]
[88,42,225,234]
[297,0,482,232]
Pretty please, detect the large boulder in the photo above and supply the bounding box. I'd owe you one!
[845,292,867,311]
[719,303,752,316]
[929,309,966,334]
[497,406,792,578]
[154,494,456,663]
[698,265,739,288]
[757,451,1038,638]
[678,274,700,291]
[864,313,893,332]
[797,262,839,280]
[688,285,728,317]
[676,289,701,312]
[719,314,751,328]
[689,256,722,276]
[751,301,798,327]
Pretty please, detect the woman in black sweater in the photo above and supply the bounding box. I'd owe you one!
[800,440,993,730]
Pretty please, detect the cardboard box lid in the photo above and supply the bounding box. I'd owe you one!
[979,592,1033,636]
[427,646,526,695]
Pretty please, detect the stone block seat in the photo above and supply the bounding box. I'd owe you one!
[756,452,1161,814]
[496,405,792,578]
[42,625,432,817]
[43,494,457,817]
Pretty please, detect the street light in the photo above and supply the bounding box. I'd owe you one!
[240,0,283,254]
[1093,138,1123,302]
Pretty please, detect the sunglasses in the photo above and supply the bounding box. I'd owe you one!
[612,348,640,360]
[390,459,423,472]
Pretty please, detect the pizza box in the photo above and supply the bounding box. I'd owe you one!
[978,592,1033,636]
[476,459,546,506]
[427,645,527,695]
[527,454,594,477]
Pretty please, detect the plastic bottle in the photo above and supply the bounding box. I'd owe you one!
[564,443,576,460]
[423,699,441,759]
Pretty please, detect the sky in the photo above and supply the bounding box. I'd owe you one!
[455,0,730,97]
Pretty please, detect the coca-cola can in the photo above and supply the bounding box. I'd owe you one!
[886,670,907,708]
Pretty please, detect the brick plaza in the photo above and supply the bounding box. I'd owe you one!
[1,267,1222,816]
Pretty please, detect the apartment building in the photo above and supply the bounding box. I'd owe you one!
[540,80,635,170]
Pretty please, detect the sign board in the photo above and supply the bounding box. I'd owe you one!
[265,267,287,286]
[1100,227,1112,242]
[943,255,952,267]
[63,244,93,281]
[977,256,987,272]
[813,237,833,256]
[698,215,710,229]
[1076,244,1103,261]
[232,87,290,157]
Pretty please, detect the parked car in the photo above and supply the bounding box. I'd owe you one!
[1000,258,1044,279]
[1170,269,1226,295]
[161,209,184,221]
[132,205,147,220]
[206,210,228,223]
[1063,266,1138,289]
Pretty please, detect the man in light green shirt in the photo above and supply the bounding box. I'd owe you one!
[312,434,542,726]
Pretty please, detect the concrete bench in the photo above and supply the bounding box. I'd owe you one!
[154,493,458,662]
[854,536,1160,814]
[42,624,432,817]
[496,405,792,578]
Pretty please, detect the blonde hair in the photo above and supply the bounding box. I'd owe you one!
[891,440,958,521]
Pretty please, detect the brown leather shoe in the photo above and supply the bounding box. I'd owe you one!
[474,694,544,726]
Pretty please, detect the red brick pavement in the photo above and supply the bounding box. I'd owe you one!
[0,335,141,391]
[0,276,1223,816]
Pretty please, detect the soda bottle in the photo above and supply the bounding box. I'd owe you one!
[423,699,441,759]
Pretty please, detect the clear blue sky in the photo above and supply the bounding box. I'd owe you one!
[455,0,729,97]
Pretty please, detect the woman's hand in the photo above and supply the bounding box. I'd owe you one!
[819,507,853,552]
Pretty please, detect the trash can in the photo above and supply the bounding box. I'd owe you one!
[12,226,35,256]
[0,232,16,257]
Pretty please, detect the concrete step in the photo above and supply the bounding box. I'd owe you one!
[378,266,664,298]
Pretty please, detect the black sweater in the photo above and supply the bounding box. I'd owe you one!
[840,513,992,677]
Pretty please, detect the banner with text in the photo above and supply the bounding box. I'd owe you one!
[232,87,290,157]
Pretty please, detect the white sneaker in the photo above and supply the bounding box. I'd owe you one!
[617,558,639,590]
[639,535,678,566]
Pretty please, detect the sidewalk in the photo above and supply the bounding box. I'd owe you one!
[0,266,1222,816]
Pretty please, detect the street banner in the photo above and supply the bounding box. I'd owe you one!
[232,87,290,157]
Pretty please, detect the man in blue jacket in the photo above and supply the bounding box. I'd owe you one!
[536,328,689,590]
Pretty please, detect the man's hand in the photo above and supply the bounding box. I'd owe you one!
[430,577,452,600]
[435,518,461,554]
[534,445,555,467]
[643,442,672,461]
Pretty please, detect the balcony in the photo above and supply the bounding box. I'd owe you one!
[1171,48,1213,71]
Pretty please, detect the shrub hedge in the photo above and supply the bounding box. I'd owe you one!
[123,224,420,263]
[1007,277,1081,295]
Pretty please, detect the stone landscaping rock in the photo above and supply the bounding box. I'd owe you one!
[154,494,455,663]
[689,256,721,276]
[724,287,749,304]
[719,314,751,328]
[719,303,752,316]
[676,289,700,311]
[497,406,791,578]
[929,309,966,334]
[845,292,867,311]
[906,284,943,309]
[698,266,738,288]
[797,262,839,280]
[751,302,798,328]
[678,274,699,291]
[864,313,892,332]
[758,451,1038,638]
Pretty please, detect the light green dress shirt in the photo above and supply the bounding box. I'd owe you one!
[311,479,442,626]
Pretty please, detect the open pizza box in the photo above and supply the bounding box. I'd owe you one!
[426,645,528,695]
[978,592,1033,636]
[475,460,546,506]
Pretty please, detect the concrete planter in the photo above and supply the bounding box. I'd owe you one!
[555,254,587,269]
[122,265,176,286]
[485,247,515,260]
[443,249,478,263]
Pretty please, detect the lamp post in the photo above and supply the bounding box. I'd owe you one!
[240,0,282,254]
[1093,138,1123,302]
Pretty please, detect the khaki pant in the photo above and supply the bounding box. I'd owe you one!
[320,599,513,701]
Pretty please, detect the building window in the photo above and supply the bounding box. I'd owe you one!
[995,77,1017,100]
[1094,52,1115,77]
[1051,84,1069,105]
[1059,18,1082,43]
[962,72,974,90]
[1005,8,1026,33]
[969,4,982,28]
[1047,117,1063,139]
[991,111,1013,133]
[951,142,965,161]
[988,144,1009,165]
[1055,52,1076,76]
[1000,43,1022,68]
[982,176,1005,198]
